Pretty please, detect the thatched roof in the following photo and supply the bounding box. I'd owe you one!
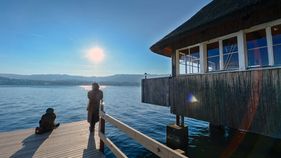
[151,0,281,57]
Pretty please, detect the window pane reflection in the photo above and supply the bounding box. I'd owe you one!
[247,48,269,67]
[223,53,239,70]
[179,46,200,74]
[207,42,219,71]
[246,29,268,67]
[223,37,238,70]
[208,56,219,71]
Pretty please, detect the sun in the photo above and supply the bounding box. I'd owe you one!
[85,47,105,63]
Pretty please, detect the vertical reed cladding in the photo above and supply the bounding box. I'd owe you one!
[142,68,281,139]
[170,68,281,139]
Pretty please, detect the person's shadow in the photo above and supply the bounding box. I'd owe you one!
[10,131,52,158]
[82,133,98,158]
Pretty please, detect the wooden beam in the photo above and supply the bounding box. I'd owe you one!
[199,43,207,73]
[181,116,185,127]
[266,26,274,66]
[176,115,180,126]
[237,30,247,70]
[219,40,224,70]
[172,51,179,76]
[99,104,105,153]
[99,133,128,158]
[100,111,188,158]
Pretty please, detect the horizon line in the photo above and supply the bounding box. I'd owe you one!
[0,72,169,77]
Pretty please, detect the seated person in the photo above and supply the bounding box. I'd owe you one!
[35,108,60,134]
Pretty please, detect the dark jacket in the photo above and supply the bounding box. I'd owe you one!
[39,112,56,130]
[87,89,103,123]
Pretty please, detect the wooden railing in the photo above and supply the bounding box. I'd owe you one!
[98,104,188,158]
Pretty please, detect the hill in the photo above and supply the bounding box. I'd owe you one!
[0,74,166,86]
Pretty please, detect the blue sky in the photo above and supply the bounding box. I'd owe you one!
[0,0,211,76]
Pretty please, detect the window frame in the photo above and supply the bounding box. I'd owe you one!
[222,37,239,70]
[245,28,269,68]
[206,42,220,72]
[178,46,200,74]
[271,24,281,66]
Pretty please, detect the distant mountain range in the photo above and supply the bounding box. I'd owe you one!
[0,74,167,86]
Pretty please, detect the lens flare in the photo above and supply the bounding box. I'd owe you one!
[186,93,198,103]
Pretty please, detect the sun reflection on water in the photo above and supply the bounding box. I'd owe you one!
[79,85,107,91]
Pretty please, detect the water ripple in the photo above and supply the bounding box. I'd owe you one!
[0,86,279,158]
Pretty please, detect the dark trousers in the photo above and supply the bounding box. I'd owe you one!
[90,120,95,129]
[90,114,98,130]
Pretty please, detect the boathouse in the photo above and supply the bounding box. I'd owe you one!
[142,0,281,139]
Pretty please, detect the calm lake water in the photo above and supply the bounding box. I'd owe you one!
[0,85,280,158]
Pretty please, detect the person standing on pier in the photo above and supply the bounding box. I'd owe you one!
[87,82,103,132]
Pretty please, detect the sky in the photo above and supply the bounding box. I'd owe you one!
[0,0,211,76]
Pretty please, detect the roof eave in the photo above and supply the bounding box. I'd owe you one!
[150,0,281,58]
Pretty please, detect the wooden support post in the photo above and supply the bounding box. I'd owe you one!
[172,51,179,76]
[181,116,184,127]
[219,40,224,70]
[209,123,225,140]
[272,139,281,154]
[166,124,188,150]
[266,27,274,66]
[199,43,207,73]
[99,103,105,153]
[176,115,180,126]
[168,115,188,150]
[237,30,247,70]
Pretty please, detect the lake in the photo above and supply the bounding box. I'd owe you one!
[0,85,280,158]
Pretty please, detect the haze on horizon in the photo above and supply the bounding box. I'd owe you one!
[0,0,211,76]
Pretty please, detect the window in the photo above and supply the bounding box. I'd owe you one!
[179,46,200,74]
[223,37,239,70]
[189,47,200,73]
[177,23,281,74]
[272,24,281,65]
[207,42,219,71]
[246,29,268,67]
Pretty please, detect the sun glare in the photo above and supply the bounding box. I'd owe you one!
[85,47,105,63]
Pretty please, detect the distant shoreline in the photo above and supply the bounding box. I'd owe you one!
[0,83,140,87]
[0,74,148,87]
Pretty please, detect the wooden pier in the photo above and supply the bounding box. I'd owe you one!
[0,106,188,158]
[0,121,105,158]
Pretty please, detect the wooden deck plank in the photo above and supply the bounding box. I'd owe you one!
[0,120,105,158]
[0,129,89,149]
[0,125,91,152]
